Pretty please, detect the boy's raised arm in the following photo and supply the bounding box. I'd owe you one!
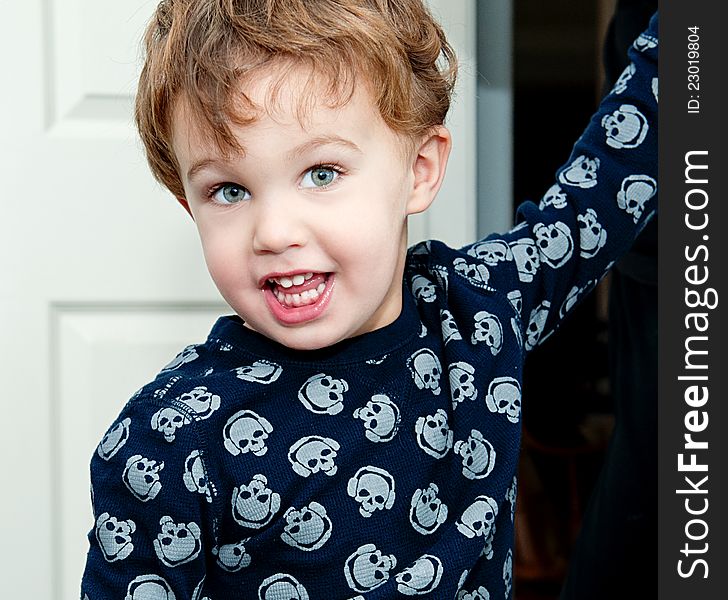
[453,12,658,350]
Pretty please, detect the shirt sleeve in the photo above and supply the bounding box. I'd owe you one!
[459,12,658,351]
[80,388,217,600]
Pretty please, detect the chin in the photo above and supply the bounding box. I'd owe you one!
[274,326,347,351]
[242,316,340,351]
[282,338,332,351]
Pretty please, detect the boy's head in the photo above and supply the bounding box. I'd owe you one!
[135,0,457,350]
[137,0,457,198]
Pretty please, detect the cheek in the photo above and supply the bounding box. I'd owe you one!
[336,213,405,275]
[201,240,230,282]
[341,186,409,248]
[357,212,403,248]
[196,226,248,287]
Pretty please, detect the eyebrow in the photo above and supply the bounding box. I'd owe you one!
[186,158,221,182]
[185,135,362,182]
[286,135,363,161]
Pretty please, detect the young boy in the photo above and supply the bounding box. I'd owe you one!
[81,1,658,598]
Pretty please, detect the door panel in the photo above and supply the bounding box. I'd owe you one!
[54,306,226,598]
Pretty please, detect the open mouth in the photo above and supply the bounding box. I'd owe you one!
[263,272,334,324]
[266,272,328,308]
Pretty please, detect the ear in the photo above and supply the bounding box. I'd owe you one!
[406,126,452,216]
[176,197,195,220]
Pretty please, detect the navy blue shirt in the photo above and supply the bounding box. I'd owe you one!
[81,14,658,600]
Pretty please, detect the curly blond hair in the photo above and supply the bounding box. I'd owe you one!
[135,0,458,198]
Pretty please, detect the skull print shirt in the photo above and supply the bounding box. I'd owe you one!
[81,13,658,600]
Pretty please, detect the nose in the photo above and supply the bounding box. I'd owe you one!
[252,195,307,254]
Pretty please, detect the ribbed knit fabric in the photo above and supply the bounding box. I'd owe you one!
[81,13,657,600]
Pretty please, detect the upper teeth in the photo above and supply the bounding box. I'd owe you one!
[270,272,314,288]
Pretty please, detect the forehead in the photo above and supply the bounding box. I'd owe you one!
[171,63,402,170]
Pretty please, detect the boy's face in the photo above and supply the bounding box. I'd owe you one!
[171,66,449,350]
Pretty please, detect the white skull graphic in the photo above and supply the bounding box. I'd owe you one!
[97,417,131,460]
[95,512,135,562]
[281,501,332,551]
[578,208,607,258]
[559,281,595,319]
[288,436,340,477]
[503,549,514,597]
[161,345,199,371]
[633,31,658,51]
[411,274,437,303]
[533,221,574,268]
[258,574,309,600]
[153,516,202,567]
[408,348,442,395]
[617,174,657,223]
[525,301,550,351]
[298,373,348,415]
[151,407,191,442]
[454,429,496,480]
[471,311,503,354]
[485,377,521,423]
[123,455,164,502]
[509,238,540,283]
[183,449,213,503]
[602,104,649,149]
[429,265,449,293]
[223,410,273,457]
[344,544,397,593]
[213,539,251,572]
[441,309,463,344]
[124,575,175,600]
[456,495,499,559]
[231,474,280,529]
[235,359,283,385]
[395,554,444,596]
[507,290,523,316]
[457,586,491,600]
[415,409,454,459]
[347,466,396,518]
[176,386,221,419]
[612,63,635,94]
[449,361,478,407]
[539,183,568,210]
[506,475,518,522]
[409,483,448,535]
[467,239,513,265]
[558,155,600,189]
[353,394,401,443]
[454,258,491,287]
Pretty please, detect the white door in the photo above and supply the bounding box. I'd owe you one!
[0,1,475,598]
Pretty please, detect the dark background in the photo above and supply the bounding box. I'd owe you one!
[509,1,657,598]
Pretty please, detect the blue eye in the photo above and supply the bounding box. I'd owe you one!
[302,166,339,189]
[212,183,250,204]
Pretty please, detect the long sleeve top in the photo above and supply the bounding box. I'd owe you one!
[81,13,658,600]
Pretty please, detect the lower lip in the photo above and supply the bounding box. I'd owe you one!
[263,274,335,325]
